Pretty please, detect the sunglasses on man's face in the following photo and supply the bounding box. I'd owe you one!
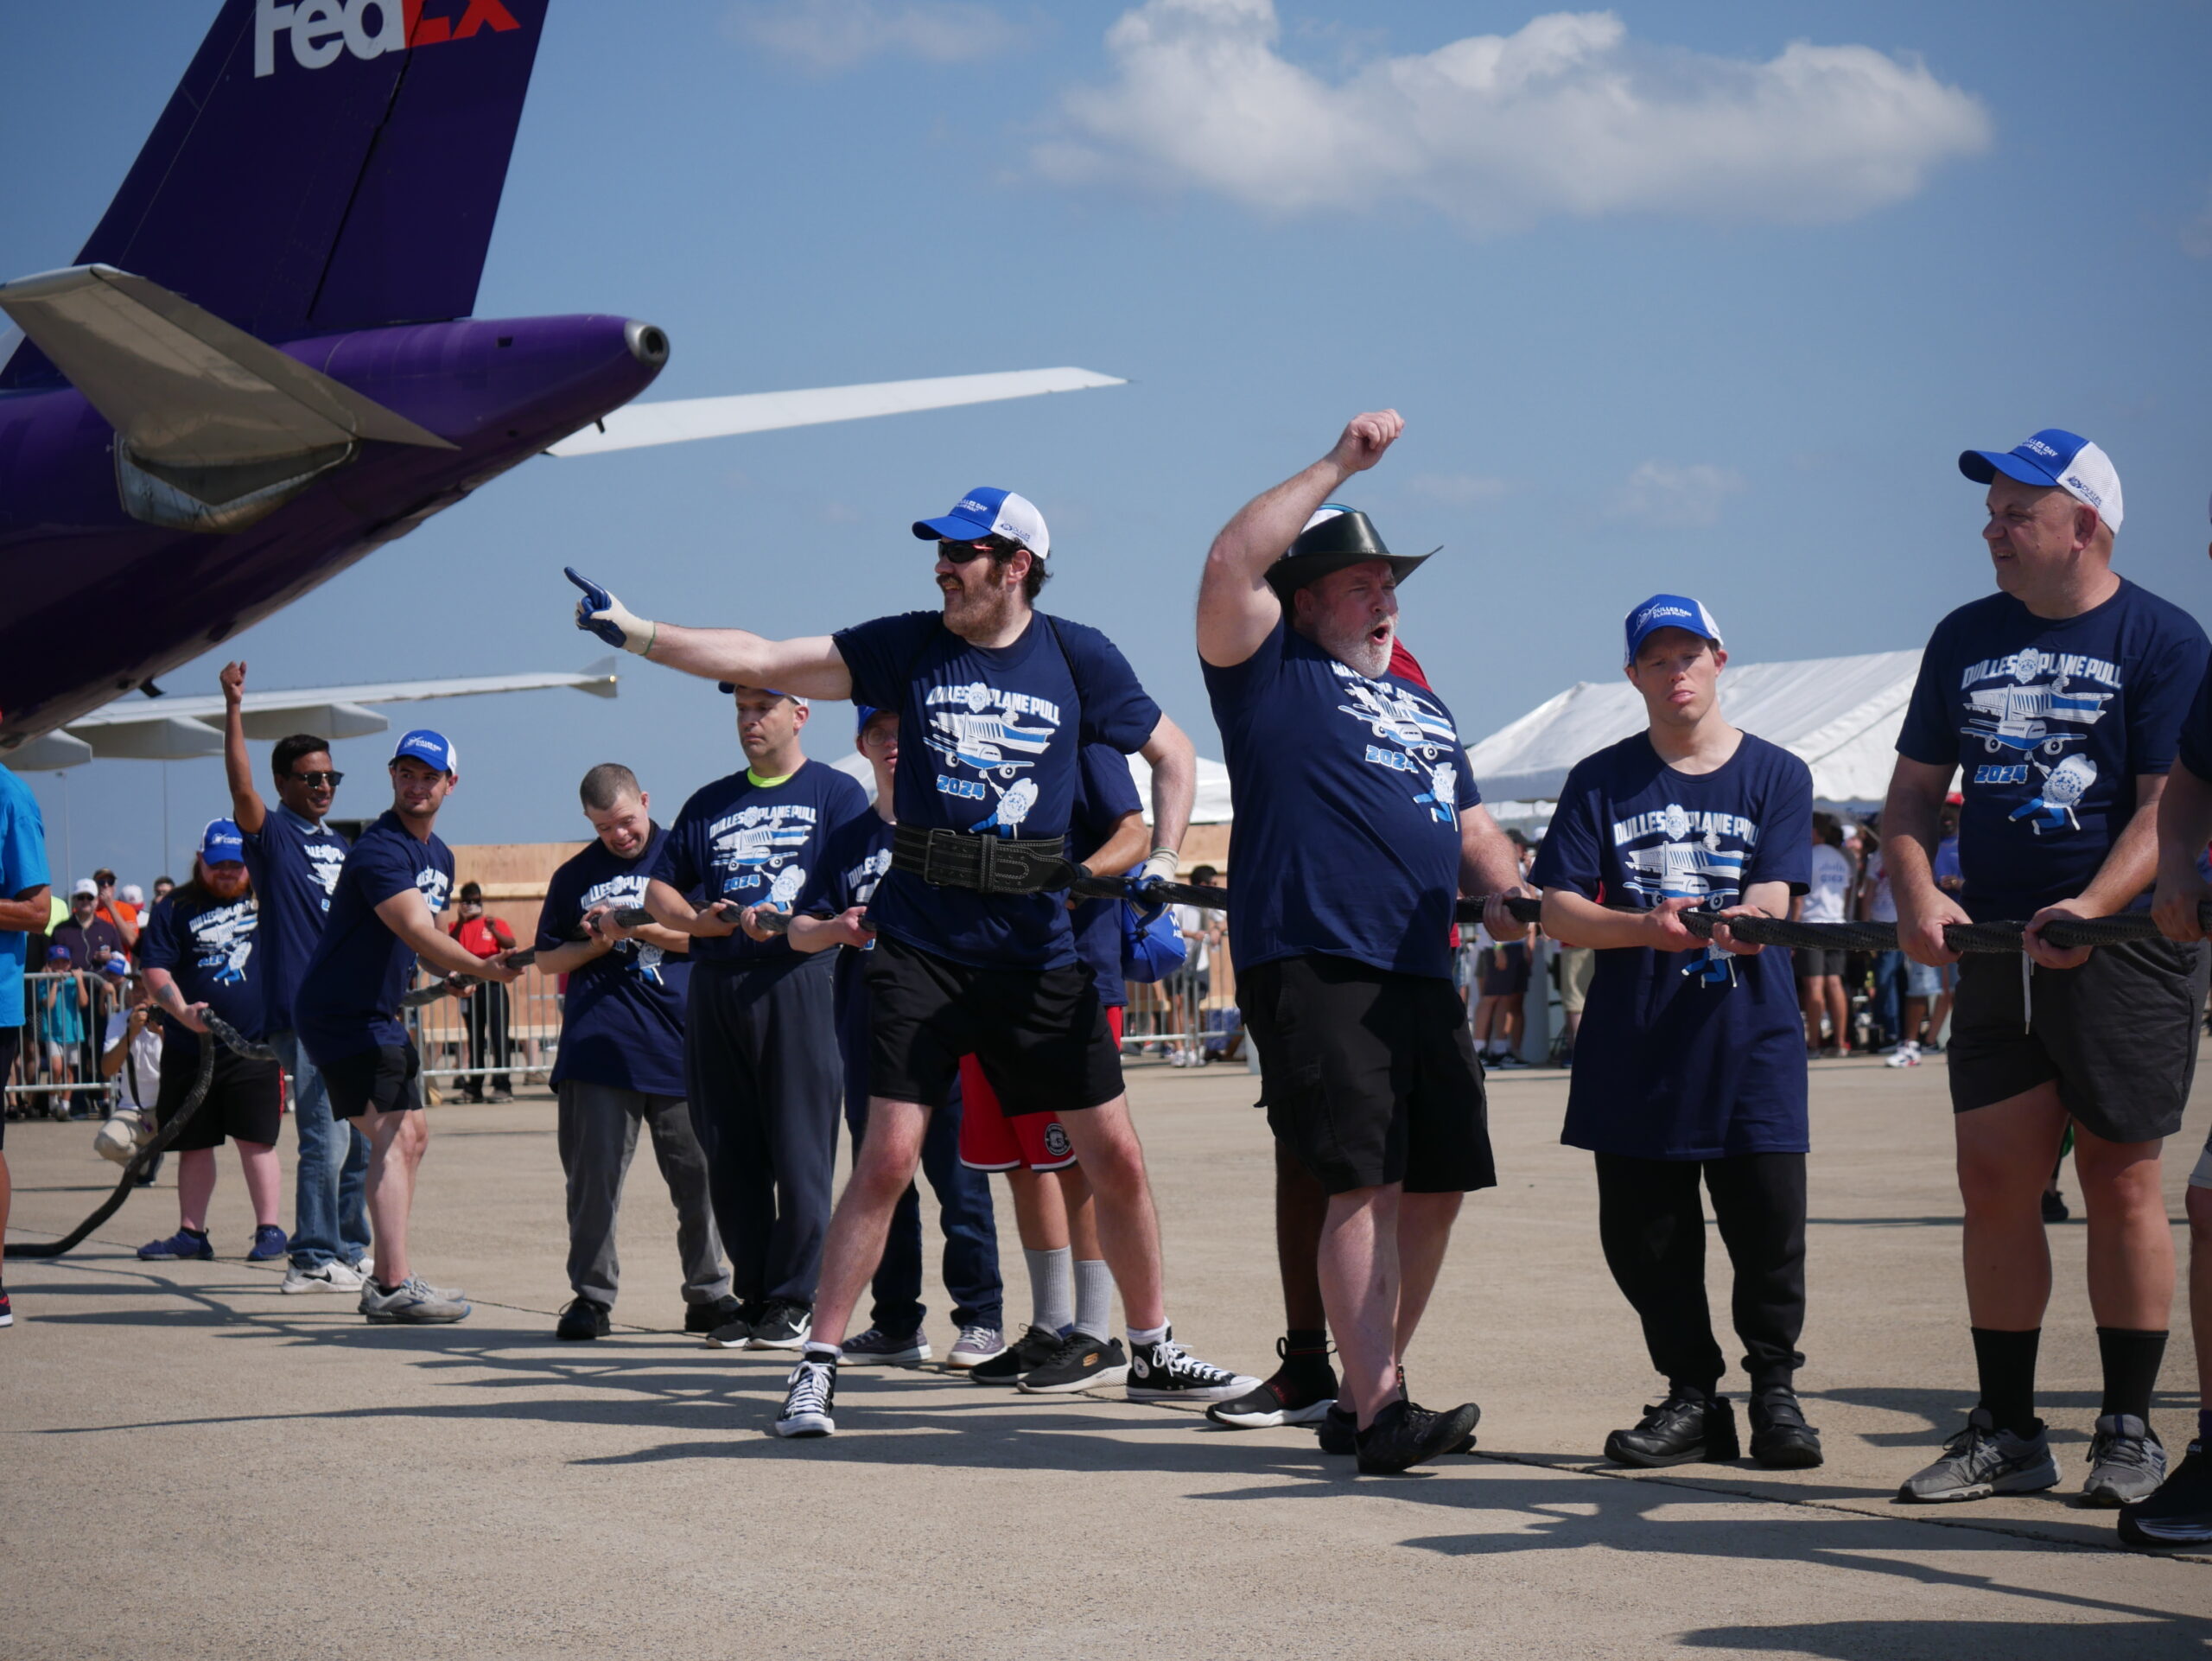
[937,538,1016,565]
[289,770,344,788]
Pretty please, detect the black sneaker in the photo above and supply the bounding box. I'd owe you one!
[772,1351,838,1439]
[685,1295,745,1336]
[1605,1393,1741,1467]
[747,1299,812,1352]
[1747,1389,1823,1469]
[1126,1330,1258,1403]
[2120,1440,2212,1548]
[703,1299,759,1350]
[1317,1403,1357,1455]
[556,1296,611,1341]
[2041,1187,2069,1224]
[1356,1399,1482,1475]
[1019,1332,1130,1394]
[969,1323,1067,1387]
[1207,1337,1339,1428]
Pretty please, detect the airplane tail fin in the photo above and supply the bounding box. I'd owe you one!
[3,0,547,389]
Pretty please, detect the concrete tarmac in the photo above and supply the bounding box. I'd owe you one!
[4,1052,2210,1658]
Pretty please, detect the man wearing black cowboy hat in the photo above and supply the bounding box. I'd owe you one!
[1197,410,1529,1474]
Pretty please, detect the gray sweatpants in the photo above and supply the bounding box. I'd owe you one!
[556,1079,732,1309]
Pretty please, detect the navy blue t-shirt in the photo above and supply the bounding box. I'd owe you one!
[834,610,1160,970]
[1897,580,2209,920]
[537,826,690,1097]
[1070,741,1144,1006]
[817,811,894,1098]
[652,760,869,966]
[294,811,454,1062]
[1532,732,1813,1160]
[141,885,267,1054]
[1205,620,1478,981]
[239,804,348,1027]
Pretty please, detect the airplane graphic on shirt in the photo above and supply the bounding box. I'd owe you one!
[1611,805,1761,987]
[707,804,818,901]
[1958,650,2116,759]
[1332,664,1462,824]
[187,901,257,985]
[581,872,664,983]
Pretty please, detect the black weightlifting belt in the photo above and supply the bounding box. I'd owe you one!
[890,824,1078,895]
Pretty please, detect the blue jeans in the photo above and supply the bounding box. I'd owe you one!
[842,1084,1003,1336]
[1869,951,1904,1048]
[274,1028,370,1268]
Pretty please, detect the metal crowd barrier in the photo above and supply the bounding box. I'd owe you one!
[4,969,126,1117]
[406,963,567,1092]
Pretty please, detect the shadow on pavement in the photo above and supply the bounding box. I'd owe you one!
[1677,1619,2209,1659]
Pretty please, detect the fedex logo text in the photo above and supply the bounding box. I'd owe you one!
[256,0,520,78]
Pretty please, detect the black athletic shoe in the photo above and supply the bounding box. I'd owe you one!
[685,1295,746,1336]
[556,1296,611,1341]
[2120,1441,2212,1548]
[1747,1389,1823,1469]
[1605,1393,1741,1467]
[747,1299,812,1352]
[968,1323,1063,1386]
[1126,1331,1258,1403]
[1207,1338,1339,1428]
[1356,1399,1482,1475]
[2041,1187,2069,1224]
[1020,1332,1131,1394]
[1317,1403,1357,1455]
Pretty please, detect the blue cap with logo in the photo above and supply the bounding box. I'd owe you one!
[201,818,246,863]
[855,704,889,735]
[391,729,459,774]
[912,487,1051,558]
[1624,594,1725,667]
[1959,429,2124,533]
[713,683,806,706]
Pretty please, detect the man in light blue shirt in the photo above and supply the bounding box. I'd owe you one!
[0,768,54,1328]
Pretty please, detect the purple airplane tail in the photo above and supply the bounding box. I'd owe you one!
[2,0,547,389]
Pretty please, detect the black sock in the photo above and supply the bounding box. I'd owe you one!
[2096,1327,2168,1422]
[1971,1327,2041,1436]
[1284,1328,1330,1367]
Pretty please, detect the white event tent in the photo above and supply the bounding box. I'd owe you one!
[1465,649,1924,818]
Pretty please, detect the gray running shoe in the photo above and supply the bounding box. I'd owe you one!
[946,1325,1003,1369]
[359,1276,471,1325]
[841,1325,931,1365]
[2082,1414,2167,1507]
[1897,1407,2058,1503]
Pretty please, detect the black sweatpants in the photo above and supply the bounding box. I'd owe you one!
[1593,1150,1807,1398]
[683,954,842,1307]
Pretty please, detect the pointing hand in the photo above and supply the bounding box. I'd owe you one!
[565,567,657,657]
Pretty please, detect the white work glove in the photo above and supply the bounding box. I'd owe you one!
[1139,847,1180,887]
[565,567,658,658]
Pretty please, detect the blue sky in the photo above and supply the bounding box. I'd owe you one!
[4,1,2209,884]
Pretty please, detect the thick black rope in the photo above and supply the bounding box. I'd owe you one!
[10,1014,276,1260]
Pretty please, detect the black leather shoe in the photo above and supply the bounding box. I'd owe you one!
[1317,1403,1357,1455]
[684,1295,745,1335]
[1748,1389,1824,1468]
[1355,1399,1483,1475]
[1605,1393,1740,1467]
[556,1296,611,1341]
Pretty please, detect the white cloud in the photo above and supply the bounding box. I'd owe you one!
[729,0,1017,71]
[1408,472,1512,506]
[1037,2,1991,228]
[1614,461,1745,527]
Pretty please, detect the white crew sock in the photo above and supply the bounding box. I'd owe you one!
[1128,1321,1170,1349]
[1026,1245,1073,1334]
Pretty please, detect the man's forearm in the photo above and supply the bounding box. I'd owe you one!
[0,889,48,933]
[1882,790,1942,901]
[528,940,607,977]
[1207,455,1351,582]
[1144,752,1195,859]
[2076,781,2164,913]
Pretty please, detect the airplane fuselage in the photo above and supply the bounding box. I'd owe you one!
[0,310,663,748]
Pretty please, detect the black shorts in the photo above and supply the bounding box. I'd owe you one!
[861,932,1122,1117]
[1241,953,1497,1196]
[155,1038,283,1151]
[322,1042,424,1122]
[1948,937,2209,1143]
[1794,947,1846,979]
[0,1023,16,1149]
[1479,943,1530,996]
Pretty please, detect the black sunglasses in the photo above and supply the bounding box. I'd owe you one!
[289,770,344,788]
[937,536,1020,565]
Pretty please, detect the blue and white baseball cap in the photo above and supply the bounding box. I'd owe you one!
[911,487,1050,558]
[1959,429,2123,533]
[855,704,896,735]
[201,818,245,863]
[391,729,459,774]
[1624,594,1725,666]
[714,683,807,707]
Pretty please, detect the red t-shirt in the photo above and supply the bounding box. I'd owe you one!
[450,914,513,959]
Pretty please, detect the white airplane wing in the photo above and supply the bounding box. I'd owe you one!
[8,660,619,769]
[547,366,1126,457]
